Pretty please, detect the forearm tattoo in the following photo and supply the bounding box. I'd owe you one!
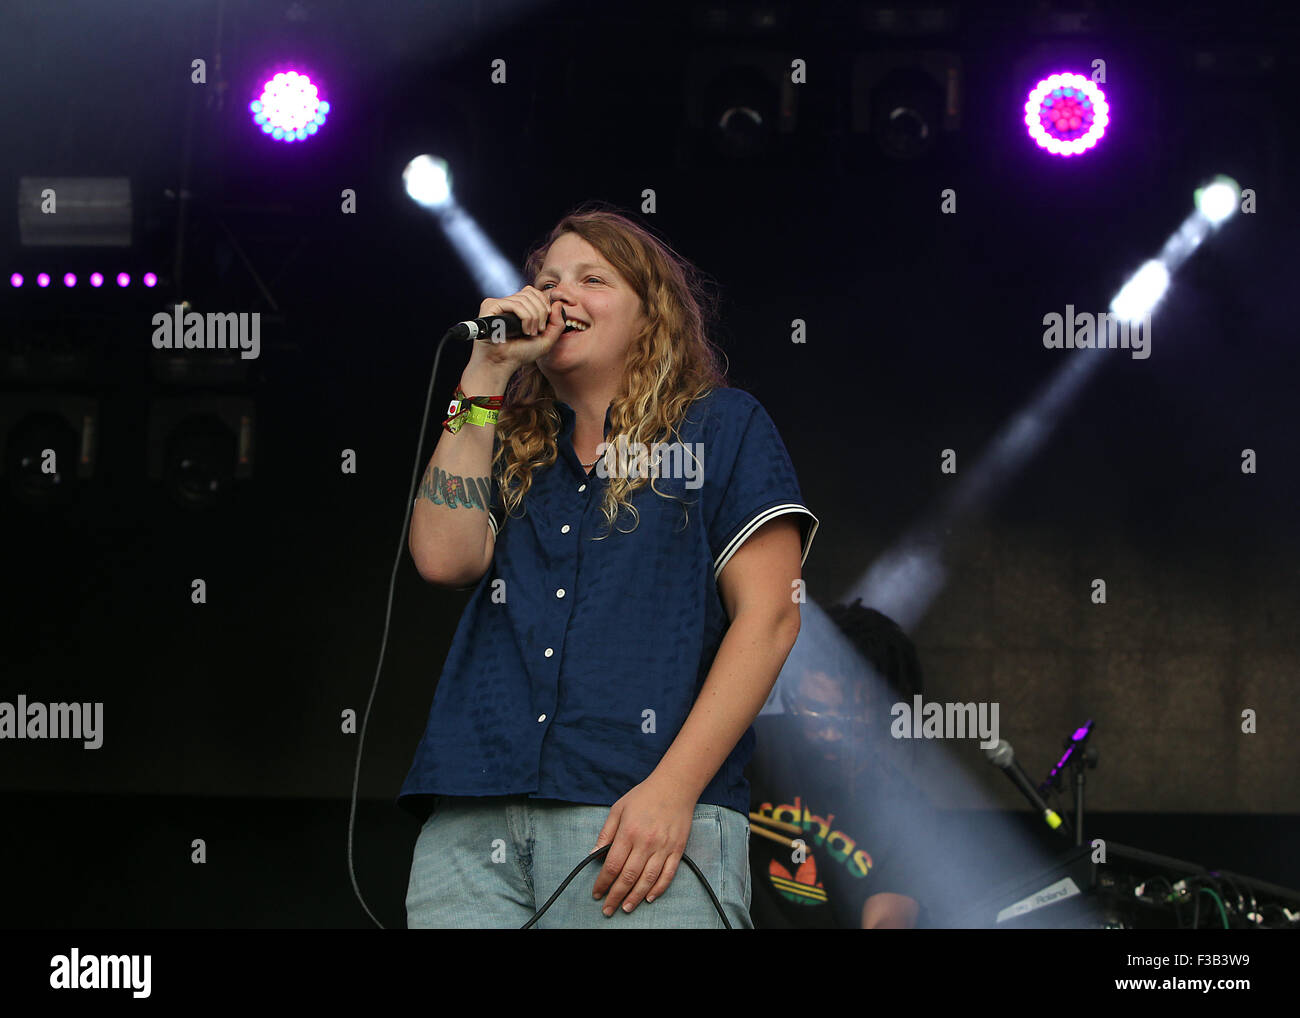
[418,464,491,511]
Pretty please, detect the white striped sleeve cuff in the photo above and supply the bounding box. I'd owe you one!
[713,503,819,582]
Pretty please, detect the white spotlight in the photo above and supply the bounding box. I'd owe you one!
[1110,260,1170,324]
[403,155,452,209]
[1196,176,1240,226]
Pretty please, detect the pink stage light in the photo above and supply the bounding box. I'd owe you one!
[1024,73,1109,157]
[250,70,330,142]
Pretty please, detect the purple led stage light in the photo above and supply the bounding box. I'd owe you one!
[250,70,330,142]
[9,270,147,289]
[1024,73,1109,156]
[10,270,148,289]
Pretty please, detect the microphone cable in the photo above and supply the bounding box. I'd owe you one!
[347,330,735,930]
[345,329,456,930]
[521,845,732,929]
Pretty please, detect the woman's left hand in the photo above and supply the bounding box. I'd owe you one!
[590,773,698,916]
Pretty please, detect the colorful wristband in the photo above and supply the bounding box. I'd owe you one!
[443,388,503,434]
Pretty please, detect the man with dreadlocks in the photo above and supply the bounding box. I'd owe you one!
[746,599,939,928]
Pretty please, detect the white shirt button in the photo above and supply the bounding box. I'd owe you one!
[537,714,547,723]
[556,588,565,598]
[561,524,570,534]
[544,647,553,658]
[578,484,586,492]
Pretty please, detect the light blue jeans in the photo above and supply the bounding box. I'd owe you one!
[405,794,753,928]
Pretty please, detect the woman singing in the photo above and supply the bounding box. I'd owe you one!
[400,203,818,928]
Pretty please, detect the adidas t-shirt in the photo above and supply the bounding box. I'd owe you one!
[746,713,935,929]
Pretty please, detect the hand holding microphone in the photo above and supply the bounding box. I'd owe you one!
[458,285,568,374]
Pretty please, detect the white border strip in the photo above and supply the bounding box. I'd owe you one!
[713,504,819,582]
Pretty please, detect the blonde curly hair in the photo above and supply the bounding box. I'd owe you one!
[493,202,729,537]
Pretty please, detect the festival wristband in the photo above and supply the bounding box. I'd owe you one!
[443,389,503,434]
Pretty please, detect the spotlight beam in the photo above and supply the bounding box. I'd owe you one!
[846,177,1241,631]
[432,203,522,298]
[403,155,521,298]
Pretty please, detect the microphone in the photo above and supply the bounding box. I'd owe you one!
[444,312,533,343]
[985,740,1070,835]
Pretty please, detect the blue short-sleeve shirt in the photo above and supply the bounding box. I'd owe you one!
[397,386,818,820]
